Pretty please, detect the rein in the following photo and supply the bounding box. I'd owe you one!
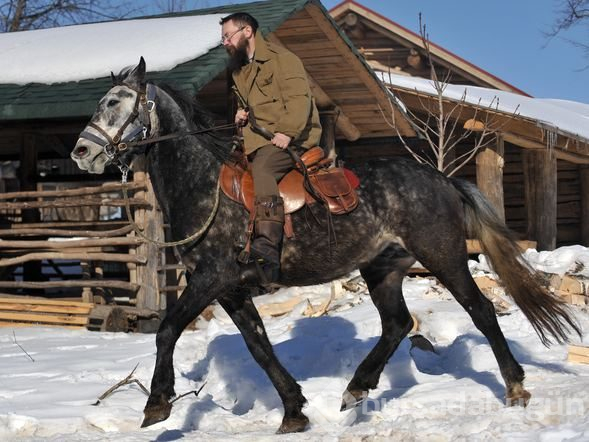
[120,168,221,248]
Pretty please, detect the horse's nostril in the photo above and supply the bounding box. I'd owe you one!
[73,145,89,158]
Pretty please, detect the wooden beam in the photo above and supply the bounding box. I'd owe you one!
[581,166,589,246]
[523,150,557,251]
[553,149,589,165]
[304,3,415,137]
[476,136,505,221]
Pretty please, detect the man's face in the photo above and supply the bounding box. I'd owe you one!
[222,21,247,55]
[222,20,249,70]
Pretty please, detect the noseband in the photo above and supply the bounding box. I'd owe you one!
[78,83,156,168]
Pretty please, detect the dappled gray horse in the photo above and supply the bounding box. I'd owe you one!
[71,58,579,433]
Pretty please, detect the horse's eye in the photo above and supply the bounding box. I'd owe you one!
[107,99,119,107]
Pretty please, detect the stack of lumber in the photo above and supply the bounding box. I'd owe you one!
[550,274,588,305]
[0,296,93,329]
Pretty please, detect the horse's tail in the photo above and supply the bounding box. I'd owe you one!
[450,178,581,346]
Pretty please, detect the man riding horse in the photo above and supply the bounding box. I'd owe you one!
[220,12,322,286]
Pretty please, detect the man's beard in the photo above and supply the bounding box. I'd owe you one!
[226,39,250,72]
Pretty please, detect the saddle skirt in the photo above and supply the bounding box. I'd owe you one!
[220,147,360,218]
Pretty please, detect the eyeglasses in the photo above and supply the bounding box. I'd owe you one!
[221,27,245,44]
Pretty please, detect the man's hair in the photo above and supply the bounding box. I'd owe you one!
[220,12,259,34]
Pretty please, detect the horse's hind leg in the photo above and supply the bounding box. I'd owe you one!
[341,243,416,410]
[412,236,530,406]
[218,291,309,434]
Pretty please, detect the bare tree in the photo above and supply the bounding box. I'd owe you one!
[380,16,515,177]
[0,0,140,32]
[546,0,589,61]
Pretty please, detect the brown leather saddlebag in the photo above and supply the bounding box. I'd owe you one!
[307,167,358,215]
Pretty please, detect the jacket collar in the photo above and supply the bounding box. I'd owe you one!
[251,32,274,63]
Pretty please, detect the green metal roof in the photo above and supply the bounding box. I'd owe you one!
[0,0,317,121]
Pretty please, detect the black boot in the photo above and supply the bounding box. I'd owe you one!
[239,195,285,286]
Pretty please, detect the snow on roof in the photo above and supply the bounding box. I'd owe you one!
[0,14,225,85]
[378,72,589,145]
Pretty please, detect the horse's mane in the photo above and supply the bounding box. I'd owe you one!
[112,68,234,163]
[157,83,235,163]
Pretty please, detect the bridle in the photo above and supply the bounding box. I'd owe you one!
[78,82,156,175]
[78,82,233,247]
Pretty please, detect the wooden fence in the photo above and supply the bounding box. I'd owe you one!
[0,159,187,331]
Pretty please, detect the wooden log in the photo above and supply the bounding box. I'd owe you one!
[0,225,134,238]
[581,166,589,246]
[568,345,589,364]
[0,197,151,210]
[0,181,146,200]
[11,221,128,229]
[87,305,129,332]
[0,237,142,249]
[0,252,146,267]
[133,156,165,311]
[523,150,557,251]
[320,108,338,161]
[0,279,140,291]
[476,137,505,221]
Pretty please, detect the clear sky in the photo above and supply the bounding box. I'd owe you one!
[138,0,588,104]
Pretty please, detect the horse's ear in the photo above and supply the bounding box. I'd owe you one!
[125,57,147,88]
[110,71,117,85]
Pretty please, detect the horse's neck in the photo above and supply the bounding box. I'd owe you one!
[147,88,222,232]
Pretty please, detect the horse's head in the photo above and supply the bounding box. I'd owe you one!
[72,57,154,174]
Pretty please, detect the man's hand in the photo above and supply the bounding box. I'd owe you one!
[271,133,292,149]
[235,108,249,127]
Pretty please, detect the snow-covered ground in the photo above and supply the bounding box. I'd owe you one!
[1,247,589,441]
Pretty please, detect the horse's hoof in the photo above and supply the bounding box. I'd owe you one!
[141,399,173,428]
[276,415,309,433]
[506,384,531,407]
[340,389,366,411]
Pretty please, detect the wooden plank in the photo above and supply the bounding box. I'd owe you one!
[568,345,589,364]
[466,239,536,254]
[0,297,93,307]
[0,311,88,325]
[0,321,83,329]
[0,280,139,291]
[0,237,141,249]
[0,303,92,315]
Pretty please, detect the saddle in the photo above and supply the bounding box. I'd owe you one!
[220,147,360,236]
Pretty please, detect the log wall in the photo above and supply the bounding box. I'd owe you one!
[339,137,585,247]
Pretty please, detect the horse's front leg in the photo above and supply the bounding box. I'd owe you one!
[141,278,219,428]
[218,291,309,433]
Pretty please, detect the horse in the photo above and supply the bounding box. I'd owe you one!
[71,58,580,434]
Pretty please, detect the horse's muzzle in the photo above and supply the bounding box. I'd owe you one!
[71,144,90,159]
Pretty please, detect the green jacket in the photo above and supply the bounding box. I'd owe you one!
[232,32,322,155]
